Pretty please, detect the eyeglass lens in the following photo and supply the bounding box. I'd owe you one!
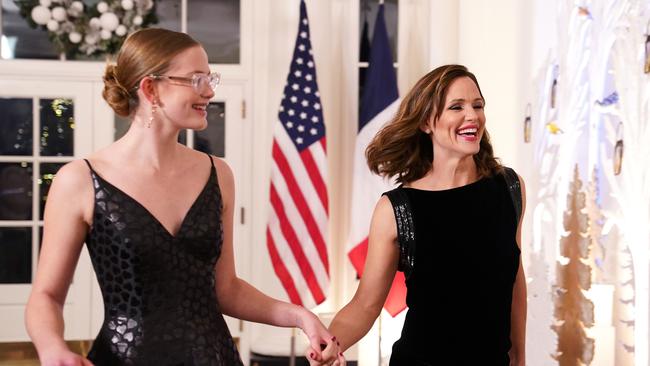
[192,74,220,93]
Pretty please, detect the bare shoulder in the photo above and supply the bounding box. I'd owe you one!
[46,159,94,222]
[370,195,397,241]
[208,156,234,186]
[208,155,235,209]
[52,160,93,193]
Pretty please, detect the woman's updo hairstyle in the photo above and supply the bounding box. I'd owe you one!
[102,28,200,117]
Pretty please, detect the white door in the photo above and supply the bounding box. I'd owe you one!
[0,79,95,341]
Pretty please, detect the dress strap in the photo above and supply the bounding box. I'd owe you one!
[206,153,215,168]
[503,167,522,226]
[83,158,95,172]
[383,187,416,280]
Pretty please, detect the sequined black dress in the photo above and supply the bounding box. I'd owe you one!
[82,156,243,366]
[385,171,521,365]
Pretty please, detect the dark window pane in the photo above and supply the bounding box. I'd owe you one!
[1,1,58,59]
[39,163,65,220]
[0,227,32,284]
[155,0,182,32]
[194,102,225,157]
[0,162,33,220]
[40,98,74,156]
[178,130,187,145]
[0,98,33,155]
[359,0,398,62]
[187,0,240,64]
[114,115,130,141]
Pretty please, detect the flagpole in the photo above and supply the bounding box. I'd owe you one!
[289,327,296,366]
[377,313,382,366]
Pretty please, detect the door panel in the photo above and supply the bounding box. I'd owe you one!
[0,80,94,341]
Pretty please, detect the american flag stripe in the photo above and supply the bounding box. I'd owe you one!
[300,149,328,215]
[305,140,328,210]
[266,229,303,305]
[269,185,326,304]
[270,161,329,288]
[274,127,328,236]
[267,213,313,306]
[271,145,329,268]
[272,134,328,268]
[267,0,328,307]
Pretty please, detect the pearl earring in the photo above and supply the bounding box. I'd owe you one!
[148,101,157,128]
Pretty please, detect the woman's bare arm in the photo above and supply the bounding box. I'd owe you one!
[25,160,94,365]
[509,175,527,366]
[328,195,399,351]
[210,157,336,360]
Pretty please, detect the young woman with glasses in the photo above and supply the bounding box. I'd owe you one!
[25,28,339,366]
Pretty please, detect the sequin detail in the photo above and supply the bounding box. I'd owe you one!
[503,167,522,222]
[82,157,243,366]
[384,188,416,279]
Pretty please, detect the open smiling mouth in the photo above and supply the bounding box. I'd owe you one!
[457,126,478,137]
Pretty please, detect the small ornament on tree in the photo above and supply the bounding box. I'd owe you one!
[550,64,559,109]
[524,103,532,143]
[645,20,650,74]
[552,165,595,366]
[613,122,623,176]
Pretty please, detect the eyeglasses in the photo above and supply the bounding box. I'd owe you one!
[149,72,221,94]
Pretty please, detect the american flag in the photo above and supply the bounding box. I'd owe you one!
[267,0,329,308]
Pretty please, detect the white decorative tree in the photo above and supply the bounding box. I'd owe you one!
[598,1,650,364]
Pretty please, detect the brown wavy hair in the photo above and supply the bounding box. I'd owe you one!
[366,64,502,184]
[102,28,200,117]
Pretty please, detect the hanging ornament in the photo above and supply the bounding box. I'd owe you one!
[546,121,563,135]
[551,65,559,109]
[524,103,532,143]
[613,122,624,175]
[645,20,650,74]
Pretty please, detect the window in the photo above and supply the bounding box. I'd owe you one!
[358,0,398,102]
[1,0,241,63]
[0,97,75,284]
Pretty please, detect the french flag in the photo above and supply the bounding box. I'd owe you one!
[347,3,405,317]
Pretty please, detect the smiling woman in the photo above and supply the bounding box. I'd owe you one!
[24,28,340,366]
[311,65,527,366]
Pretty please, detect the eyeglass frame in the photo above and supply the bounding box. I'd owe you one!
[147,72,221,94]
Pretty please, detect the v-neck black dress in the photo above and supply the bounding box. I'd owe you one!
[82,156,242,366]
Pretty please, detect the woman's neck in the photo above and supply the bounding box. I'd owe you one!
[416,156,478,190]
[114,115,184,172]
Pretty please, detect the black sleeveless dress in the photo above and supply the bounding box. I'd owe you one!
[387,172,520,365]
[83,156,243,366]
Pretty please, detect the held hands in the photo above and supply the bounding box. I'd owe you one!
[304,341,346,366]
[295,309,345,366]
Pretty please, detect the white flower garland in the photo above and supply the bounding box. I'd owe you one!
[16,0,156,58]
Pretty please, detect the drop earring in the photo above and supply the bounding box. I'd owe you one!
[148,101,157,128]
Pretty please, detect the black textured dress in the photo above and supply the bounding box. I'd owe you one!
[386,172,521,366]
[82,156,243,366]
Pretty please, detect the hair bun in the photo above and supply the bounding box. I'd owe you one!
[102,64,132,117]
